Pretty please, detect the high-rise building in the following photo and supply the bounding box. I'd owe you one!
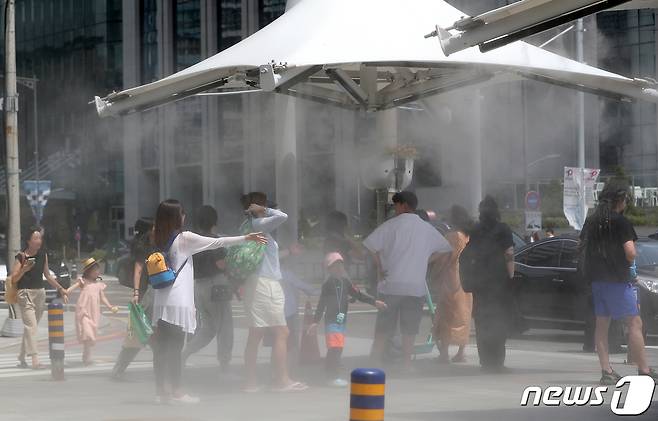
[0,0,124,250]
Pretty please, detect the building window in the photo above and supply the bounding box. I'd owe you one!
[141,0,158,83]
[219,1,242,51]
[174,0,201,71]
[258,0,286,28]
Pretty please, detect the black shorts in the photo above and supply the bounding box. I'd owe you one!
[375,295,425,336]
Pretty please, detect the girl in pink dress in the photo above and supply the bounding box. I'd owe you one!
[66,258,118,365]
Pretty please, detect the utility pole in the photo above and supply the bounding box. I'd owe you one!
[1,0,23,337]
[5,0,20,266]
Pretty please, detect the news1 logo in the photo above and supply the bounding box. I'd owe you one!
[520,376,656,416]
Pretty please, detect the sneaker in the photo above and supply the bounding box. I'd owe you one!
[600,369,623,385]
[171,394,200,404]
[638,368,658,383]
[329,378,349,388]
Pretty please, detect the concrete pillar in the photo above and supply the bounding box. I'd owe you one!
[122,0,141,237]
[158,0,175,200]
[374,109,398,225]
[246,0,259,34]
[274,95,299,247]
[471,91,483,216]
[243,94,261,193]
[376,109,398,150]
[201,0,219,205]
[334,109,358,218]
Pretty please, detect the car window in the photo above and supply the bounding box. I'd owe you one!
[559,240,579,268]
[512,232,526,250]
[524,241,561,267]
[636,242,658,267]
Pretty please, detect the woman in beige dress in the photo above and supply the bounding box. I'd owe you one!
[433,206,473,363]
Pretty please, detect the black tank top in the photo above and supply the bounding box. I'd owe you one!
[16,249,46,290]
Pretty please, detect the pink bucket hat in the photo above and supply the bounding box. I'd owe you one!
[324,252,344,269]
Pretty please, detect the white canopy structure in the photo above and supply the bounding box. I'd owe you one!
[95,0,658,118]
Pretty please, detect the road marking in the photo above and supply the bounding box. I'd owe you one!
[0,352,153,379]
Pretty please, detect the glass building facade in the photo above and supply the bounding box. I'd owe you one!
[598,9,657,184]
[3,0,125,248]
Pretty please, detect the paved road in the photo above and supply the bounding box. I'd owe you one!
[1,280,658,421]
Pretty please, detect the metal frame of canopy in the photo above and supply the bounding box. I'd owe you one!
[95,59,658,117]
[429,0,632,56]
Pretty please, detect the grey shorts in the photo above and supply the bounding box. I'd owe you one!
[375,294,425,336]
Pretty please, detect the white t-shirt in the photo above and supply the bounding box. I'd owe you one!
[363,213,452,297]
[152,231,246,333]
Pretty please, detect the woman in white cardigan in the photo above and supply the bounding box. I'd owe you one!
[151,199,265,404]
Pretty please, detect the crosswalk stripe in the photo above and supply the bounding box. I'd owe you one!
[0,362,153,379]
[0,353,83,364]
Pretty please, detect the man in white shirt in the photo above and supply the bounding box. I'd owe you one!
[363,191,452,369]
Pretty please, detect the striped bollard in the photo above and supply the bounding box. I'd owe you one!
[350,368,385,421]
[48,303,65,381]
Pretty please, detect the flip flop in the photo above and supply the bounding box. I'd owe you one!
[31,364,47,370]
[16,361,28,369]
[241,386,263,394]
[271,382,309,393]
[451,355,467,363]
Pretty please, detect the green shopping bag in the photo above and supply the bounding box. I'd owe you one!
[128,302,153,345]
[226,219,266,284]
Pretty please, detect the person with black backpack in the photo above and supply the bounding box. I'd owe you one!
[111,217,155,379]
[460,196,516,373]
[181,206,234,372]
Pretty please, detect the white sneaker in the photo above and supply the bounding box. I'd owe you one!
[171,394,201,404]
[330,378,349,388]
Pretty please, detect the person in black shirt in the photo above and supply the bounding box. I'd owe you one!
[469,196,517,373]
[308,252,386,387]
[580,180,658,384]
[181,206,233,372]
[112,217,155,379]
[9,226,68,369]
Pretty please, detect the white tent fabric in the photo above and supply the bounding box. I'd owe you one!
[95,0,658,117]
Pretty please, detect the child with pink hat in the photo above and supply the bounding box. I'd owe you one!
[308,252,386,387]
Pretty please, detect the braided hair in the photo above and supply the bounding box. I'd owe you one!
[587,179,630,259]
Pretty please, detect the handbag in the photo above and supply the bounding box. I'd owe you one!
[225,219,266,284]
[128,302,153,345]
[4,275,18,305]
[211,284,234,302]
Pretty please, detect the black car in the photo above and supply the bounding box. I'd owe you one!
[514,236,658,334]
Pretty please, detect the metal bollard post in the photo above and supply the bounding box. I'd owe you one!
[350,368,385,421]
[48,302,65,381]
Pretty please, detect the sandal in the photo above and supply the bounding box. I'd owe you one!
[31,364,47,370]
[271,382,309,393]
[16,361,28,369]
[451,355,467,363]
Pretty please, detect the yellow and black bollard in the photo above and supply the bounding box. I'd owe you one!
[350,368,385,421]
[48,302,65,381]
